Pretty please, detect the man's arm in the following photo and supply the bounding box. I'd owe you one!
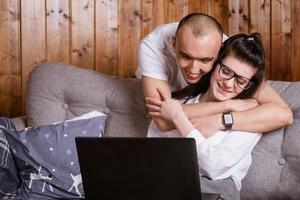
[182,98,258,118]
[231,82,293,132]
[191,82,293,134]
[142,76,175,131]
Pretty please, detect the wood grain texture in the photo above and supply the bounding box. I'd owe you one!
[188,0,208,14]
[46,0,70,63]
[164,0,188,24]
[291,0,300,81]
[71,0,95,70]
[95,0,118,75]
[228,0,249,35]
[141,0,165,38]
[271,0,291,81]
[118,0,141,77]
[21,0,46,114]
[250,0,271,79]
[0,0,21,117]
[209,0,229,35]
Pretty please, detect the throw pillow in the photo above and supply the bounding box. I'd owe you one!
[4,111,107,199]
[0,117,20,199]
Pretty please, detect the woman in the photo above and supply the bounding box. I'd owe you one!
[146,33,265,200]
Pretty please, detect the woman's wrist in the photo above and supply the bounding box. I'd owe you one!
[171,110,186,123]
[172,110,194,137]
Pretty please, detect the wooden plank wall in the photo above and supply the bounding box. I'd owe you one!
[0,0,21,117]
[0,0,300,117]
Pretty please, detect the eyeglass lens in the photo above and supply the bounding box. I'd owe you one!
[218,63,252,89]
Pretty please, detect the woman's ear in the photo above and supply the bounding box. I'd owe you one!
[172,36,176,49]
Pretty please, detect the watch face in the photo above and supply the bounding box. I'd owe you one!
[224,114,233,124]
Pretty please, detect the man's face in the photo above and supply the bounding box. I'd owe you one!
[173,26,222,84]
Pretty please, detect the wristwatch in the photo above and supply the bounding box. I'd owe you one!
[222,112,234,130]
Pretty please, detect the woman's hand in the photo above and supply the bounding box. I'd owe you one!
[145,88,184,121]
[146,88,197,137]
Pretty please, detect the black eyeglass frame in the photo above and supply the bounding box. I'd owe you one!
[218,62,253,90]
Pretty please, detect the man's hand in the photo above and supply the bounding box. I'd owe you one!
[191,114,223,138]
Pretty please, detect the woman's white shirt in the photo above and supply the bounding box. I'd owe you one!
[147,95,262,190]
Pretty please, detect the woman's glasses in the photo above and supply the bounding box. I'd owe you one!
[218,62,253,90]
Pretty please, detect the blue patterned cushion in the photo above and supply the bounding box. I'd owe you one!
[0,117,20,199]
[4,111,107,199]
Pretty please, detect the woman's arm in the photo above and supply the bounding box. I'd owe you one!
[149,89,262,180]
[147,90,195,137]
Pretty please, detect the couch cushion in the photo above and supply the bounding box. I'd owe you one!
[4,111,107,199]
[26,62,149,137]
[241,81,300,199]
[0,117,20,199]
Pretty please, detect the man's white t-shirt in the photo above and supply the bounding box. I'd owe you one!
[136,22,188,92]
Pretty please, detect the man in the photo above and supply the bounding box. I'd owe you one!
[136,13,293,137]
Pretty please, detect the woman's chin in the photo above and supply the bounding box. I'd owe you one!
[214,91,232,102]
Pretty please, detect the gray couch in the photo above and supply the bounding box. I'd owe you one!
[12,62,300,199]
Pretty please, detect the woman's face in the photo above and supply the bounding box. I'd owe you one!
[209,55,257,101]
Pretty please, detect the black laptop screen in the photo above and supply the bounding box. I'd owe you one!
[76,137,201,200]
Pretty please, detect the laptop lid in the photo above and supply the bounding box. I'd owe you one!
[76,137,201,200]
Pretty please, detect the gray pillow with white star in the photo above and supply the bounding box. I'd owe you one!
[4,112,107,199]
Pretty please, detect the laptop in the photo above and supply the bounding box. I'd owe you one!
[76,137,219,200]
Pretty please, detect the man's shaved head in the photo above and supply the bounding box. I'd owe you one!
[172,13,223,85]
[176,13,223,38]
